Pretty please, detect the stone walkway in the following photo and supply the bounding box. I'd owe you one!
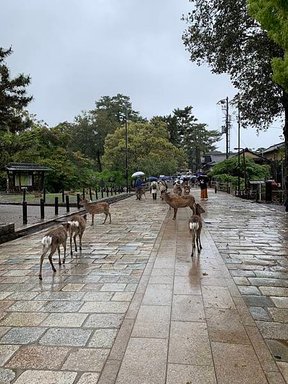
[0,189,287,383]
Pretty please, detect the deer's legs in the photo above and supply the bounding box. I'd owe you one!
[173,208,177,220]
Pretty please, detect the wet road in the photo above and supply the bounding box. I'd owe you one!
[0,189,287,383]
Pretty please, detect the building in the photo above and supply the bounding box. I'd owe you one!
[5,163,52,193]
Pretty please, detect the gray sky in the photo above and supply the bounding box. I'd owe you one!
[1,0,284,152]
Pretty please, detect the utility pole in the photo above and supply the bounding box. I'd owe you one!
[217,97,230,159]
[237,106,241,195]
[225,97,230,159]
[125,109,129,192]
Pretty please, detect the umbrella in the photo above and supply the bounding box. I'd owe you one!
[131,171,145,178]
[148,176,158,182]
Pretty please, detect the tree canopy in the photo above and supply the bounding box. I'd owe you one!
[70,94,144,172]
[0,47,32,133]
[102,120,187,177]
[248,0,288,92]
[182,0,285,130]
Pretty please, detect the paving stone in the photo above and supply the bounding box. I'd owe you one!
[206,307,250,344]
[39,328,92,347]
[271,297,288,308]
[268,307,288,323]
[83,313,124,328]
[40,300,83,312]
[40,313,88,327]
[256,321,288,340]
[77,372,100,384]
[0,344,20,365]
[211,341,268,383]
[116,338,167,384]
[238,285,261,295]
[167,364,217,384]
[62,348,110,371]
[242,295,275,307]
[0,367,16,383]
[88,329,118,348]
[142,284,172,305]
[249,306,271,321]
[169,321,213,366]
[80,301,129,314]
[5,345,70,369]
[132,305,170,338]
[171,295,205,322]
[0,327,45,344]
[266,340,288,363]
[13,370,77,384]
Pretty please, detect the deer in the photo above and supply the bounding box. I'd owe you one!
[80,198,111,225]
[161,190,196,220]
[189,203,205,257]
[173,182,182,196]
[67,214,87,255]
[158,180,168,200]
[39,223,70,280]
[183,184,191,195]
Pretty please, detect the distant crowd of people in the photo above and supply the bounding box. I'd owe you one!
[133,174,209,201]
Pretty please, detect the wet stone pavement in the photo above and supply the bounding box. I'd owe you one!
[0,190,287,383]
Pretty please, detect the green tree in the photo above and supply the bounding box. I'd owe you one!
[247,1,288,92]
[71,94,144,172]
[102,120,187,178]
[182,1,287,131]
[171,107,222,172]
[209,156,270,186]
[0,47,32,133]
[10,123,95,192]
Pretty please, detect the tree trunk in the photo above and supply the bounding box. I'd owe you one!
[96,151,102,172]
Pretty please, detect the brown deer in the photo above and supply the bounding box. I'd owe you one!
[39,223,69,280]
[80,198,111,225]
[161,191,196,220]
[67,214,87,255]
[189,203,205,257]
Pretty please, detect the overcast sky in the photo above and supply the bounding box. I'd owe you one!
[1,0,284,152]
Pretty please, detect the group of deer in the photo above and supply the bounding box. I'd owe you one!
[160,186,205,258]
[39,198,111,280]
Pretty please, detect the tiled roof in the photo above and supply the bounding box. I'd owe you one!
[5,163,52,172]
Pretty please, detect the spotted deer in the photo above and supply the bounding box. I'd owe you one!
[67,214,87,255]
[189,203,205,257]
[80,198,111,225]
[161,190,196,220]
[39,223,70,280]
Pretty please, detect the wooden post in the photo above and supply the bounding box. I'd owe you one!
[55,197,59,215]
[66,195,70,212]
[22,201,27,225]
[40,198,45,219]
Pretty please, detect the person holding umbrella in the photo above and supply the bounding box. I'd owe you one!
[132,171,145,200]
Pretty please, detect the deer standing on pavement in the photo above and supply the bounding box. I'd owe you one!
[67,214,87,255]
[189,203,205,257]
[80,198,111,225]
[161,190,196,220]
[39,223,69,280]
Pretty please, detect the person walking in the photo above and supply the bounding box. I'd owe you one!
[135,177,144,200]
[198,176,208,200]
[150,181,158,200]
